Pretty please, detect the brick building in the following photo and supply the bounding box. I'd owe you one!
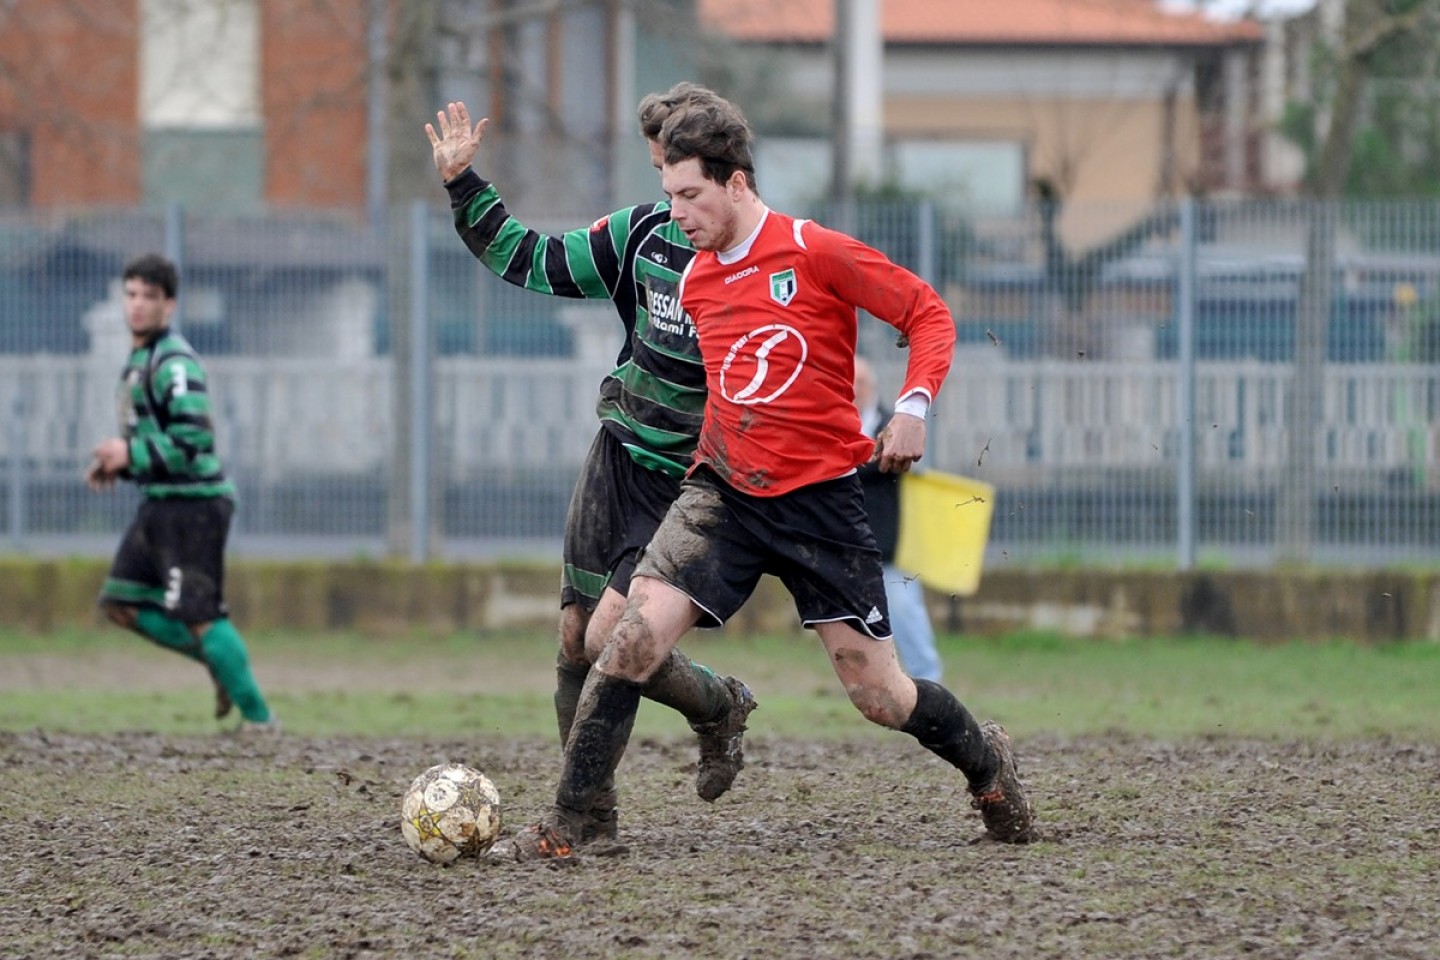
[0,0,367,212]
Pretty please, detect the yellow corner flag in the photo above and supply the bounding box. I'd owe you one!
[894,470,996,597]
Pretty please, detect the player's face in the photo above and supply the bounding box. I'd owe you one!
[122,277,174,340]
[663,157,742,252]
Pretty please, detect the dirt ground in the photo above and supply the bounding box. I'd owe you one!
[3,721,1437,960]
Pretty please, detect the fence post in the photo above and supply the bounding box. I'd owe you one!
[916,199,936,286]
[6,384,23,546]
[1176,197,1197,571]
[408,201,433,563]
[165,202,186,328]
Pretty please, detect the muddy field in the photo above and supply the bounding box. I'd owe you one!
[2,724,1437,959]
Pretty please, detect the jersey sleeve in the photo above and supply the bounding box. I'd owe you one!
[127,351,219,484]
[445,168,651,302]
[807,222,956,403]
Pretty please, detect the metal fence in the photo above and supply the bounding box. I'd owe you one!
[2,197,1438,568]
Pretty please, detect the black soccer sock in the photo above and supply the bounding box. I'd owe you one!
[556,674,641,817]
[554,653,589,749]
[900,679,997,791]
[643,650,729,726]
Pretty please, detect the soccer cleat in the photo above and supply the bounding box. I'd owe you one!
[969,721,1039,844]
[495,808,583,862]
[232,716,283,735]
[691,676,757,802]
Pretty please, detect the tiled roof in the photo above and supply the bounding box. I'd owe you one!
[698,0,1264,46]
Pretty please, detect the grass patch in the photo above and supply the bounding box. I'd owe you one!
[2,627,1437,740]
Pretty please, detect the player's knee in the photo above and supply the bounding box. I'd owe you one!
[610,603,653,647]
[593,606,663,681]
[558,605,589,663]
[100,601,137,630]
[846,684,909,729]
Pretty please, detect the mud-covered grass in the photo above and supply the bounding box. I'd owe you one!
[2,631,1439,958]
[3,730,1439,959]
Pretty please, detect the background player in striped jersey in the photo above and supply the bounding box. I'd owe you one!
[508,94,1037,858]
[86,253,277,732]
[426,86,755,852]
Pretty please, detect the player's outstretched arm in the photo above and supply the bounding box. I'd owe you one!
[434,97,649,302]
[425,100,489,183]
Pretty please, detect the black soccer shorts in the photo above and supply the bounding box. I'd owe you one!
[635,465,893,638]
[100,496,234,624]
[560,427,683,611]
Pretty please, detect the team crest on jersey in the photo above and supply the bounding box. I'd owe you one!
[769,268,797,307]
[719,323,808,405]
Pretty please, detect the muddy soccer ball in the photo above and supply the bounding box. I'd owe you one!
[400,762,502,864]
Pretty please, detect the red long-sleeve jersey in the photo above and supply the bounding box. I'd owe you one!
[678,210,956,496]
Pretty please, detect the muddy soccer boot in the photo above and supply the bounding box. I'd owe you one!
[969,721,1039,843]
[691,676,757,802]
[233,716,283,735]
[494,806,586,862]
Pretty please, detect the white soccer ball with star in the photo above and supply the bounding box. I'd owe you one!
[400,762,502,864]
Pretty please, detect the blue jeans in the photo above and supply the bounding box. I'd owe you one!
[882,563,942,682]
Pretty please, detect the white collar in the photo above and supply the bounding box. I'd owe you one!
[716,208,770,265]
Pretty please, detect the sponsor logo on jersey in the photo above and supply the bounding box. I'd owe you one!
[719,323,808,405]
[589,216,609,233]
[646,281,695,339]
[724,265,759,285]
[770,268,797,306]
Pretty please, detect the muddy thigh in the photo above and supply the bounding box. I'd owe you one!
[594,578,701,683]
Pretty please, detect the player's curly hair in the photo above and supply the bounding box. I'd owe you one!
[122,253,179,299]
[636,81,727,141]
[659,96,757,192]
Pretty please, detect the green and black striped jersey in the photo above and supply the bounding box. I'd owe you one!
[447,169,702,477]
[116,329,235,500]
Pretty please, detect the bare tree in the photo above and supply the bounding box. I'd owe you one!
[1278,0,1438,562]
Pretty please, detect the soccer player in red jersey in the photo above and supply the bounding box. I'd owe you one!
[507,94,1036,859]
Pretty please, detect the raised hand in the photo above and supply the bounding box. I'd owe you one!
[425,101,489,182]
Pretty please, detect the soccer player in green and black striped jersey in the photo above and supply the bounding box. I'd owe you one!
[86,253,276,732]
[427,87,756,851]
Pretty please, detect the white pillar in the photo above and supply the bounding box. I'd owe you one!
[843,0,884,186]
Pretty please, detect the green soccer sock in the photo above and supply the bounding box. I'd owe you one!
[199,618,272,723]
[134,608,204,661]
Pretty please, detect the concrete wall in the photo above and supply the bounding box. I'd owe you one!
[3,559,1437,643]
